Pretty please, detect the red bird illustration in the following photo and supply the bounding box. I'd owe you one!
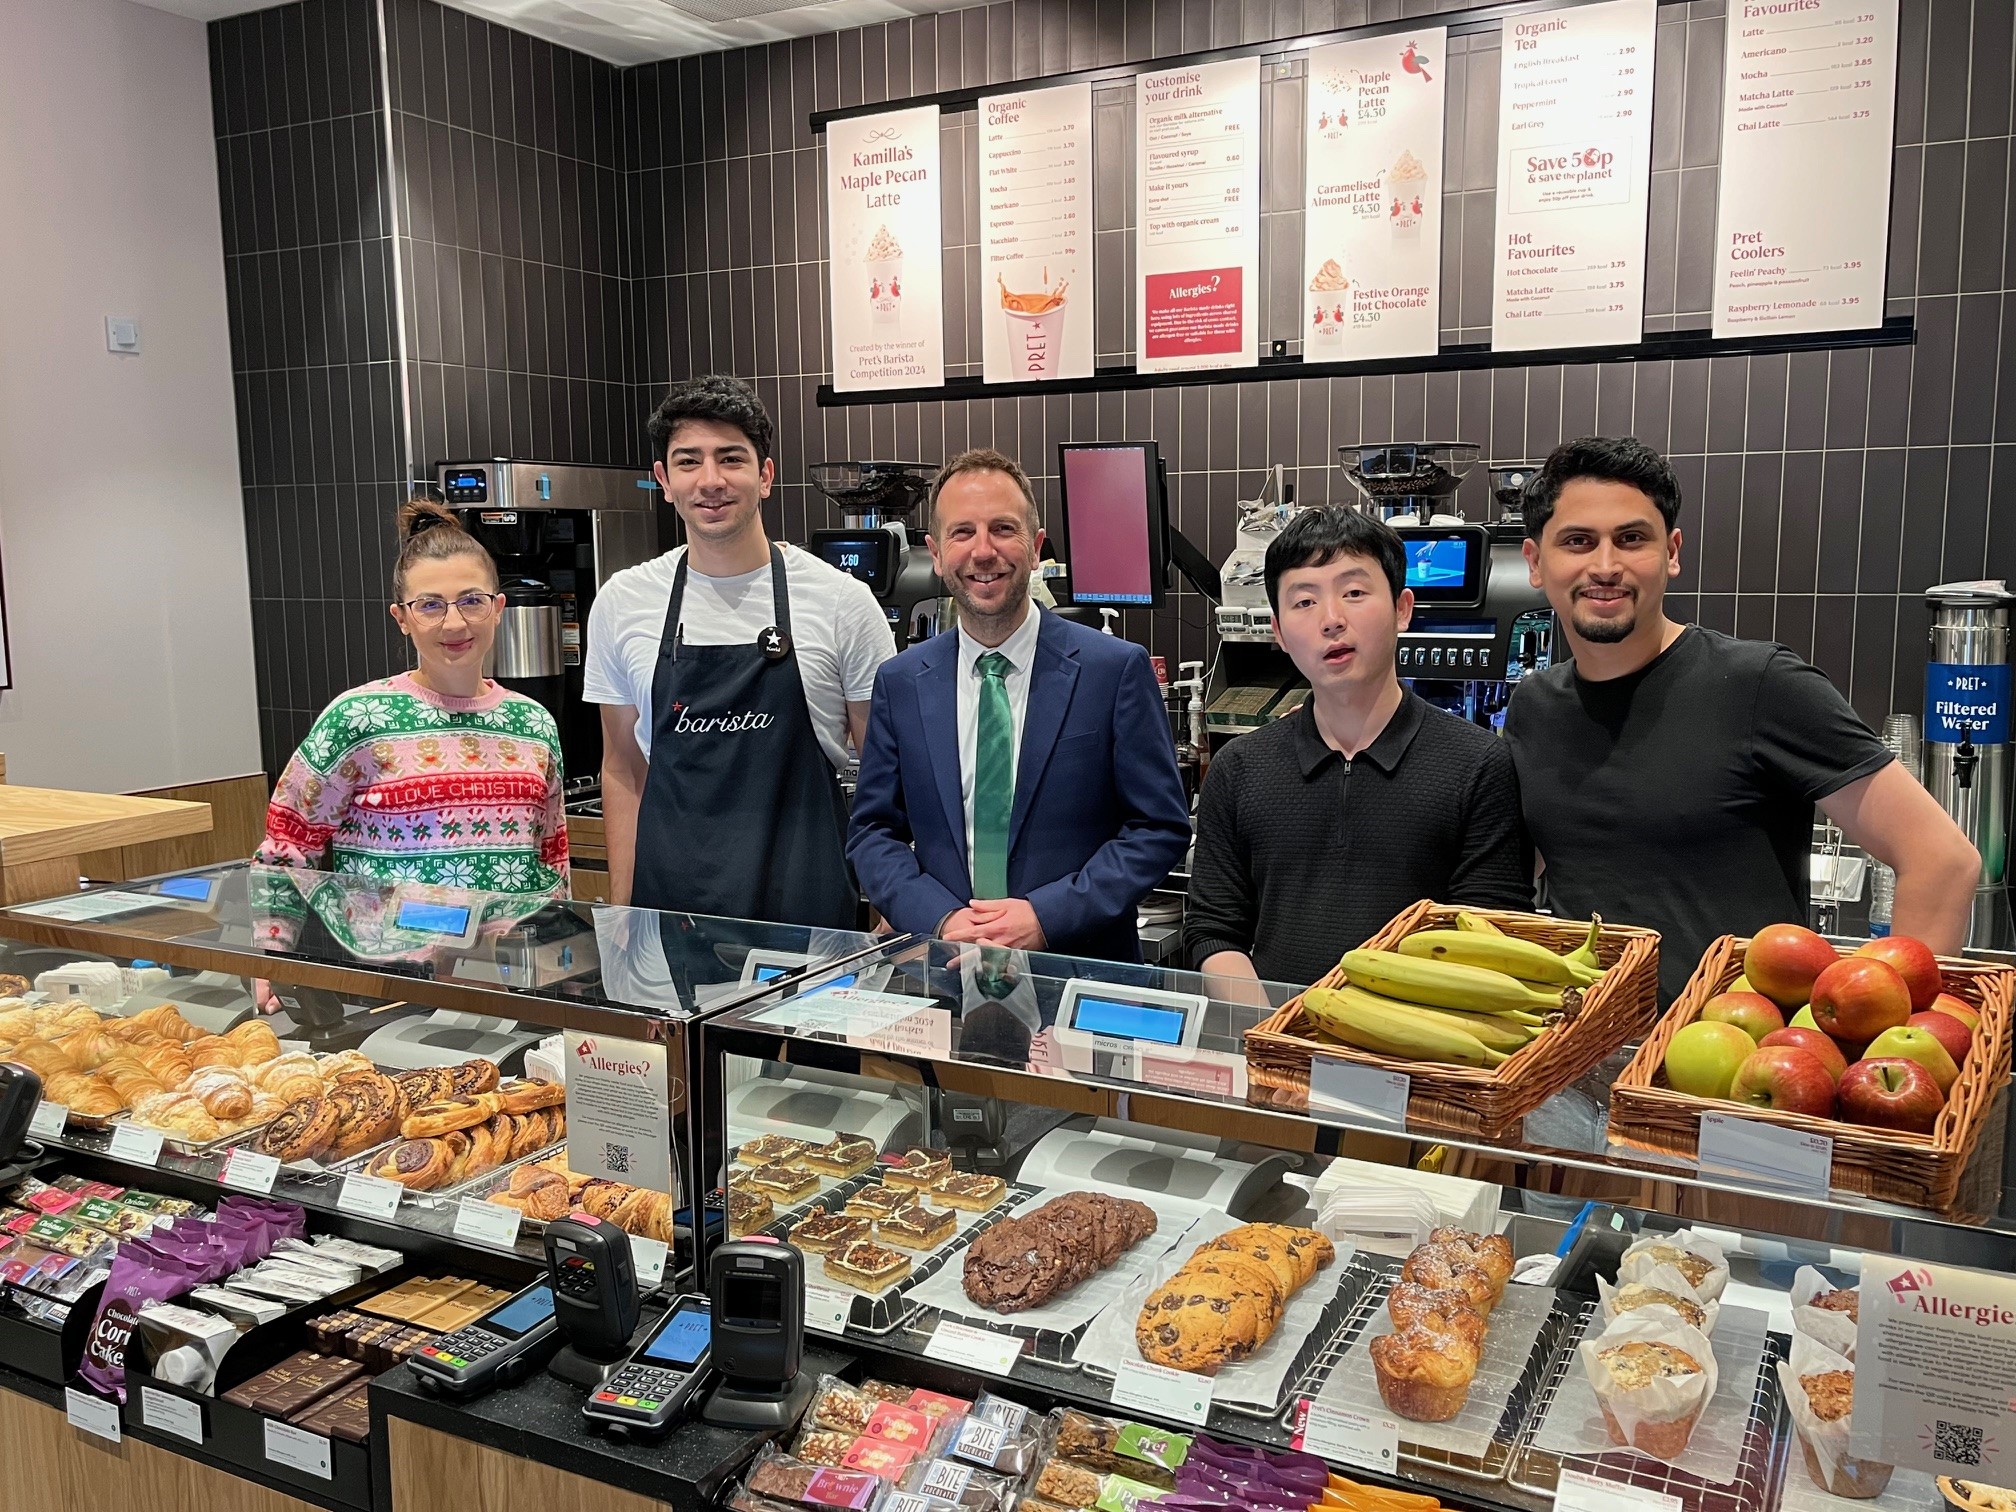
[1401,42,1432,82]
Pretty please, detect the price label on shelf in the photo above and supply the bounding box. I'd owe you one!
[141,1385,204,1445]
[337,1173,403,1222]
[108,1124,164,1167]
[632,1237,669,1291]
[264,1420,333,1480]
[28,1101,67,1140]
[804,1283,853,1336]
[1294,1399,1398,1471]
[1555,1469,1681,1512]
[65,1387,122,1443]
[1110,1358,1213,1426]
[924,1319,1022,1375]
[1308,1056,1409,1131]
[1698,1111,1832,1198]
[221,1148,280,1195]
[453,1196,522,1249]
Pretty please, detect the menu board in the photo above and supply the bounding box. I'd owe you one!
[1135,58,1262,373]
[980,82,1094,383]
[1711,0,1898,336]
[827,106,944,392]
[1303,31,1448,362]
[1492,0,1657,351]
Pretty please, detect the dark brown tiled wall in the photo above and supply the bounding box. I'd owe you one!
[622,0,2016,727]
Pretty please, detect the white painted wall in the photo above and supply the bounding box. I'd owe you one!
[0,0,260,793]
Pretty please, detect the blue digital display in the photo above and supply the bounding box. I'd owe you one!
[640,1303,711,1367]
[482,1285,554,1339]
[1406,537,1471,589]
[1070,996,1186,1044]
[757,967,858,991]
[396,899,473,937]
[157,876,214,902]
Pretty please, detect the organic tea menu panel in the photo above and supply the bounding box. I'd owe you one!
[1712,0,1899,335]
[1492,0,1658,351]
[980,82,1094,383]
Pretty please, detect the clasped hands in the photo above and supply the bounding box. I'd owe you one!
[939,897,1047,951]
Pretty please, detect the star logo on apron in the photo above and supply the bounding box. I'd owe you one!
[761,626,790,661]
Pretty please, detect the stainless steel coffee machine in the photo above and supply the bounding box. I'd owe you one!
[805,461,944,649]
[436,459,659,799]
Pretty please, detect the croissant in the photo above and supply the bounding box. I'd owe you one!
[316,1050,376,1083]
[104,1017,166,1045]
[97,1055,166,1107]
[251,1057,325,1104]
[223,1019,282,1065]
[611,1188,674,1243]
[45,1071,123,1118]
[40,1006,104,1037]
[135,1042,195,1086]
[129,1090,222,1142]
[53,1026,118,1070]
[6,1040,77,1077]
[0,1007,38,1042]
[125,1004,204,1042]
[242,1091,288,1127]
[186,1036,245,1070]
[186,1067,255,1120]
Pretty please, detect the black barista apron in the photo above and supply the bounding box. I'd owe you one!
[630,545,858,930]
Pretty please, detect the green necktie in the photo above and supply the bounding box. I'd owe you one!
[972,651,1015,899]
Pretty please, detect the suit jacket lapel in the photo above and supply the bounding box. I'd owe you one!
[914,636,968,875]
[1010,617,1080,850]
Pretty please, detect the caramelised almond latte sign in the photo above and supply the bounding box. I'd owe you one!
[828,106,944,392]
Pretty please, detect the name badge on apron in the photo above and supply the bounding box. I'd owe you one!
[760,626,790,661]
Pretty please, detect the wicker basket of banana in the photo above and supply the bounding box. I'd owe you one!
[1244,901,1661,1136]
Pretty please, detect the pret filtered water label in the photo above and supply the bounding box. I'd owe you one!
[1492,0,1657,351]
[1713,0,1898,336]
[1303,30,1447,362]
[980,82,1094,382]
[1925,664,2012,745]
[1135,58,1260,373]
[828,106,944,392]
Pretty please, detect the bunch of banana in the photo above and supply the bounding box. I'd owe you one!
[1397,914,1608,987]
[1301,983,1537,1066]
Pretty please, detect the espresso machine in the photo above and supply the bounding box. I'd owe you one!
[805,461,944,649]
[437,459,659,799]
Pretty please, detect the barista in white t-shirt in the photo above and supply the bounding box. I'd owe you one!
[584,376,895,926]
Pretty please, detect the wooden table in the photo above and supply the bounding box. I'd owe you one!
[0,786,213,904]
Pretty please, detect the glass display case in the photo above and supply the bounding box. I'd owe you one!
[701,933,2016,1512]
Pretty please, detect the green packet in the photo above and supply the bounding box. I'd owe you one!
[1115,1423,1190,1471]
[1094,1475,1167,1512]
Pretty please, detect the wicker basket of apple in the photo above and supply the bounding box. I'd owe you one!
[1610,926,2014,1211]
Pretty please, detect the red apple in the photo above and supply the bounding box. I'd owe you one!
[1758,1026,1849,1084]
[1745,924,1839,1009]
[1836,1057,1944,1133]
[1728,1045,1838,1118]
[1929,993,1982,1032]
[1864,1025,1962,1093]
[1809,956,1913,1041]
[1907,1009,1973,1068]
[1702,991,1786,1042]
[1855,936,1943,1012]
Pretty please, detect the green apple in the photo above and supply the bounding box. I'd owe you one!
[1665,1020,1759,1099]
[1790,1005,1819,1030]
[1861,1025,1960,1094]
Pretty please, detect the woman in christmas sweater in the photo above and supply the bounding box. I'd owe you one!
[252,500,568,956]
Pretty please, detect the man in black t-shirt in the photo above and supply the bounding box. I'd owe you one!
[1504,437,1980,1002]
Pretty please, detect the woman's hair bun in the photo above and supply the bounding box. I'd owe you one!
[397,496,462,542]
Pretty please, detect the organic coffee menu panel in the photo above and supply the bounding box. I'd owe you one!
[1492,0,1658,352]
[1135,58,1262,373]
[980,82,1095,383]
[828,106,945,392]
[1303,30,1448,362]
[1711,0,1898,336]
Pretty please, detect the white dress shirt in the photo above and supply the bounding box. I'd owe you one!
[957,605,1044,869]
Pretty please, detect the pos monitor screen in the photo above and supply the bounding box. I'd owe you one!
[1055,443,1168,609]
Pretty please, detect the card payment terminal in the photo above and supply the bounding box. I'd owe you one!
[581,1293,713,1436]
[406,1281,561,1398]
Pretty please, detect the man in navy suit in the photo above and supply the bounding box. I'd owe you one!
[847,449,1191,961]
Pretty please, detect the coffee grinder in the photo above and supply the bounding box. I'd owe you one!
[805,462,943,650]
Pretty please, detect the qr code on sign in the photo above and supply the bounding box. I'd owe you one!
[1936,1421,1985,1466]
[602,1142,632,1175]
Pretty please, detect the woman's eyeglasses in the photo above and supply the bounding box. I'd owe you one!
[399,592,498,625]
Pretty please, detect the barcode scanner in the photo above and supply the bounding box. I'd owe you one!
[700,1238,813,1428]
[544,1211,643,1386]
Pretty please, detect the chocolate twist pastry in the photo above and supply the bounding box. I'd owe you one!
[326,1072,402,1157]
[448,1059,501,1097]
[367,1137,457,1190]
[401,1096,495,1138]
[496,1078,566,1114]
[391,1067,455,1115]
[258,1096,341,1163]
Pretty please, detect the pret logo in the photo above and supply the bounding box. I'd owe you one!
[1888,1265,1933,1302]
[668,700,775,736]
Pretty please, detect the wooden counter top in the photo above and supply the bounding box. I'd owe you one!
[0,785,213,903]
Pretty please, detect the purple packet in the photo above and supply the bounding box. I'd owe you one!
[80,1239,203,1401]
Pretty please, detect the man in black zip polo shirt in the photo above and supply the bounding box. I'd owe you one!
[1185,507,1532,989]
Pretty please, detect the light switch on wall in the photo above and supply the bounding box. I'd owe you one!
[105,317,141,354]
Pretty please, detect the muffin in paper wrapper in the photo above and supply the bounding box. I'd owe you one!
[1598,1264,1722,1337]
[1778,1332,1894,1498]
[1618,1229,1732,1303]
[1579,1311,1718,1461]
[1789,1265,1860,1360]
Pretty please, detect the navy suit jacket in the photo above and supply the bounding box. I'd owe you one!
[847,612,1192,962]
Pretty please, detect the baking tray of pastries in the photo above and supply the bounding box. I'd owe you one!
[1284,1263,1574,1482]
[317,1079,568,1200]
[1505,1297,1785,1512]
[465,1145,676,1245]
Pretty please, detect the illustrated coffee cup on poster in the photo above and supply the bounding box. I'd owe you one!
[1308,258,1349,356]
[1387,150,1427,242]
[866,224,904,328]
[999,270,1069,379]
